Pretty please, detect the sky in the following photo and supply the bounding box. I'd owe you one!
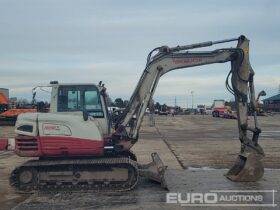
[0,0,279,107]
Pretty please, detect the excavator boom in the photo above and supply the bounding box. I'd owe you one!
[114,35,264,182]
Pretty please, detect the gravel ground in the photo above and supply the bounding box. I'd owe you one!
[155,114,280,169]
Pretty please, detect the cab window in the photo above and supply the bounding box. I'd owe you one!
[57,85,104,118]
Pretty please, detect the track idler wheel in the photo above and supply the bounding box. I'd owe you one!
[17,167,38,191]
[225,153,264,182]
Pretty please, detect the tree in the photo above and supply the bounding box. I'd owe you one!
[115,98,125,108]
[123,100,129,107]
[155,102,161,110]
[107,97,115,107]
[162,104,167,111]
[225,101,236,111]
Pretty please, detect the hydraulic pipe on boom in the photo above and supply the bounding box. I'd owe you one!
[168,37,239,52]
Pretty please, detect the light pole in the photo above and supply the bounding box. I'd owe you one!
[186,93,188,109]
[191,91,194,110]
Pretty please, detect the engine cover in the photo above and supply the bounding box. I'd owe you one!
[14,112,104,157]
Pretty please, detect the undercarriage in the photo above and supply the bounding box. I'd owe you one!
[9,153,166,192]
[10,157,139,192]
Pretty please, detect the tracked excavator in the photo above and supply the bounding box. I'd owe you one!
[256,90,266,115]
[0,35,265,192]
[0,92,36,125]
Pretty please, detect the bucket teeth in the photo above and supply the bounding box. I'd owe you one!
[225,153,264,182]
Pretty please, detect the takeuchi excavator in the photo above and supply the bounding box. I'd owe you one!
[0,35,264,192]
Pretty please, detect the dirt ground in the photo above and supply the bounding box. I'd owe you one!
[155,114,280,169]
[0,114,279,209]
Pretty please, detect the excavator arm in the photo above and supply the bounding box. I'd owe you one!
[117,49,236,139]
[114,35,264,182]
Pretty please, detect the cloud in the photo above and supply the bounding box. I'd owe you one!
[0,0,279,106]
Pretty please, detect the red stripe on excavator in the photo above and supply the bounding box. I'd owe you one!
[15,136,104,157]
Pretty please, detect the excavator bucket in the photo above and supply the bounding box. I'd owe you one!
[138,152,168,189]
[225,153,264,182]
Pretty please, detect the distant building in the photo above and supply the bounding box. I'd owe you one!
[0,88,9,98]
[263,94,280,112]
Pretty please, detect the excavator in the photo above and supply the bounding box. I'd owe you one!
[0,35,265,192]
[256,90,266,115]
[248,90,266,116]
[0,92,9,113]
[0,92,36,125]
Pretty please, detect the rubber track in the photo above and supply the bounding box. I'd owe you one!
[10,157,139,193]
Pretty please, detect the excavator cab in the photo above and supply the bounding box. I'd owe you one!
[48,82,111,137]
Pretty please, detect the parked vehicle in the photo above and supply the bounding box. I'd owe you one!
[212,100,227,117]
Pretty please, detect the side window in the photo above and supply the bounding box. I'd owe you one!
[85,91,100,110]
[67,90,81,110]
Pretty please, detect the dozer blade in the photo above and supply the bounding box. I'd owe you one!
[138,152,168,189]
[225,153,264,182]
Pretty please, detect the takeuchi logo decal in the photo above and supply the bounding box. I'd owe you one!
[172,58,203,65]
[43,124,60,130]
